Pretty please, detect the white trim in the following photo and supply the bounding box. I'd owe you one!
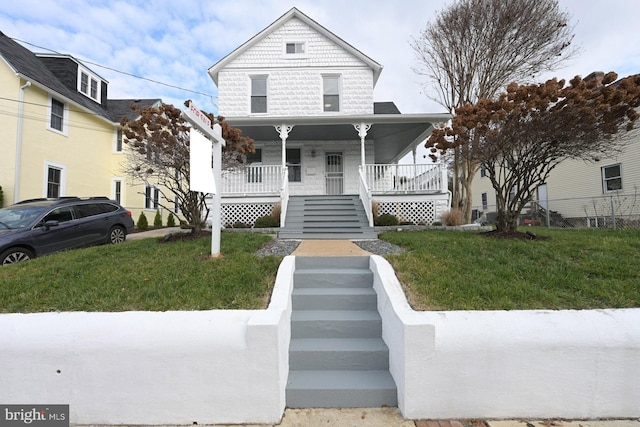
[322,74,341,113]
[250,75,269,115]
[601,163,622,192]
[283,40,308,59]
[44,161,67,198]
[113,129,124,153]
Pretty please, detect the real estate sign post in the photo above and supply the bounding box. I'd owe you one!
[182,102,225,257]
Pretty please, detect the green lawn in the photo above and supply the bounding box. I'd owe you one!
[0,232,279,313]
[381,228,640,311]
[1,228,639,313]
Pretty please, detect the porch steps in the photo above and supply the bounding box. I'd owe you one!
[286,256,397,408]
[279,195,377,239]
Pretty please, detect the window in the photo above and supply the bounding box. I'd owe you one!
[113,179,122,204]
[50,98,65,132]
[251,76,267,114]
[115,129,123,152]
[287,148,302,182]
[286,42,305,54]
[323,76,340,112]
[47,166,62,198]
[247,148,262,183]
[145,185,160,209]
[481,192,488,211]
[42,206,75,224]
[78,69,100,101]
[602,164,622,192]
[480,164,487,177]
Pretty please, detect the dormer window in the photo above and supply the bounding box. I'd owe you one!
[78,69,101,102]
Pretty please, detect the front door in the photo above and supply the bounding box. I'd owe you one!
[325,152,344,195]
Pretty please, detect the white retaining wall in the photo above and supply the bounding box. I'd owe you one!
[0,257,295,425]
[2,255,639,423]
[370,255,640,420]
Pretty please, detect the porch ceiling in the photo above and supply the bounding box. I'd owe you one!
[225,113,451,164]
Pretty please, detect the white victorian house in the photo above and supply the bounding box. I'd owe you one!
[209,8,450,238]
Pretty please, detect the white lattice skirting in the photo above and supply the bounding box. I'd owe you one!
[377,200,437,225]
[222,203,276,227]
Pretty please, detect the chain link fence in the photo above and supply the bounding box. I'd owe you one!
[472,192,640,230]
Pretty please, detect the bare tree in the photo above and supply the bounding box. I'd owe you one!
[411,0,577,222]
[120,102,254,232]
[429,72,640,233]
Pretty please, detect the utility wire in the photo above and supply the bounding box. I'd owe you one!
[12,37,218,102]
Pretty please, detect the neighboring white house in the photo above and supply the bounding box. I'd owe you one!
[208,8,451,229]
[471,106,640,228]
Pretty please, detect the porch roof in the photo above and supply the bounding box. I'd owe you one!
[224,113,451,164]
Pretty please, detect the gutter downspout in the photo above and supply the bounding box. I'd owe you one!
[14,80,31,203]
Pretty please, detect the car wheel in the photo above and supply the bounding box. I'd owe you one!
[1,248,34,266]
[108,226,126,244]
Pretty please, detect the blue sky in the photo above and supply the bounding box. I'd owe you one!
[1,0,639,117]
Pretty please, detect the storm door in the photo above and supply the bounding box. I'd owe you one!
[325,152,344,195]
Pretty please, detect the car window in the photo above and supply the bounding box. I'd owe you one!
[75,203,104,218]
[41,206,76,224]
[98,203,119,213]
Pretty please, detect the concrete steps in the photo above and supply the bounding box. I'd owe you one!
[286,256,397,408]
[279,195,377,239]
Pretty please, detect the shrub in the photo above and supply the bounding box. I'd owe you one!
[441,209,464,226]
[375,213,399,226]
[371,200,379,222]
[166,213,176,227]
[233,221,248,228]
[271,203,281,221]
[254,215,279,228]
[137,212,149,230]
[0,185,3,208]
[153,211,163,228]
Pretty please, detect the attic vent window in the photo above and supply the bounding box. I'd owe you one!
[285,42,306,55]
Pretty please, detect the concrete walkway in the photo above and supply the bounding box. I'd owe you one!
[122,229,639,427]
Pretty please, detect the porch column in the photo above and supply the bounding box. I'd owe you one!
[275,124,294,168]
[353,122,372,167]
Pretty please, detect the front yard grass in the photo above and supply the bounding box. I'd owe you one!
[1,228,638,313]
[381,227,640,310]
[0,232,279,313]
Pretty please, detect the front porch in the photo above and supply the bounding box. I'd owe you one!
[216,163,451,232]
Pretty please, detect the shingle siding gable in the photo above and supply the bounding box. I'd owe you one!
[218,17,375,117]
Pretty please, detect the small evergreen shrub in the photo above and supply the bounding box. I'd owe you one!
[233,221,248,228]
[375,213,399,226]
[153,211,163,228]
[254,215,279,228]
[137,212,149,230]
[167,213,176,227]
[0,185,4,208]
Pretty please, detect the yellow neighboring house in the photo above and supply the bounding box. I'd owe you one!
[0,31,172,224]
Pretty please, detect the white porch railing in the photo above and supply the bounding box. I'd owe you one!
[359,166,374,227]
[365,163,446,194]
[221,165,283,195]
[279,167,289,227]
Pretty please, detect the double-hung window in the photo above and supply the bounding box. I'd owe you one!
[78,69,101,102]
[602,164,622,192]
[145,185,160,209]
[323,75,340,112]
[251,76,267,114]
[50,98,65,132]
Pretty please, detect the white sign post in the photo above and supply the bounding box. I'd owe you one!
[182,102,225,257]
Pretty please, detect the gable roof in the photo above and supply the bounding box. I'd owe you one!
[0,31,158,124]
[208,7,383,86]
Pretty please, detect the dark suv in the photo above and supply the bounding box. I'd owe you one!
[0,197,135,266]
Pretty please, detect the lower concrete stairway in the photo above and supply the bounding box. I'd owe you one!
[279,195,377,240]
[286,256,397,408]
